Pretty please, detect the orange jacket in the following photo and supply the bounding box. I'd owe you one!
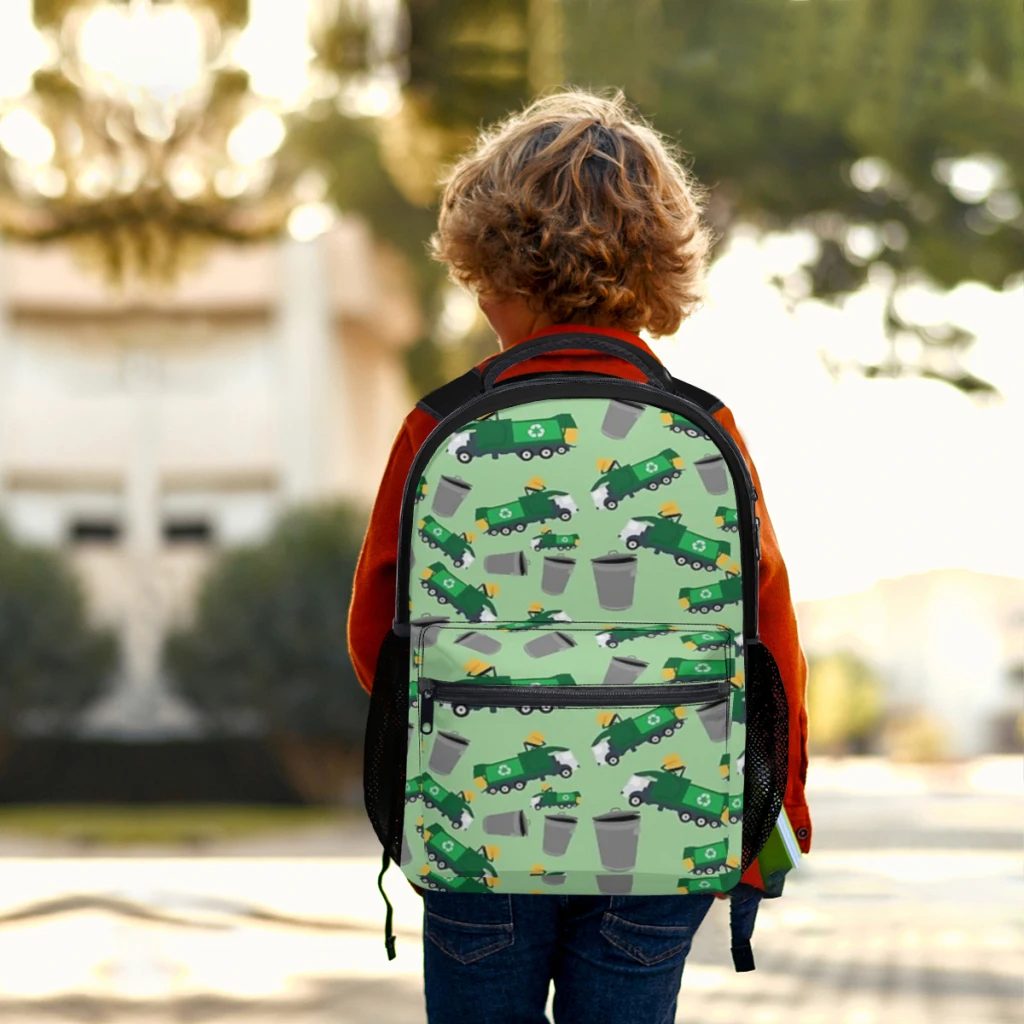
[347,324,812,883]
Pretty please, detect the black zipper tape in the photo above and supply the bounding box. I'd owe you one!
[419,679,731,732]
[395,376,760,642]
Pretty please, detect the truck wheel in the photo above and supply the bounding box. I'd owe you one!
[626,538,640,551]
[518,449,534,460]
[604,499,618,510]
[695,816,708,827]
[646,481,659,491]
[559,766,573,778]
[671,425,682,433]
[451,819,463,830]
[436,595,448,604]
[500,526,512,535]
[661,474,673,485]
[709,819,721,829]
[456,450,472,463]
[678,811,692,822]
[453,558,463,568]
[699,607,710,614]
[420,580,430,589]
[539,448,553,458]
[662,726,676,738]
[540,707,553,714]
[672,469,682,478]
[605,755,619,767]
[519,707,533,715]
[685,428,701,438]
[427,851,436,862]
[556,444,568,454]
[730,814,741,824]
[628,794,643,807]
[499,784,511,794]
[606,640,618,648]
[649,733,661,744]
[514,780,526,790]
[453,706,469,717]
[435,859,449,871]
[515,522,527,531]
[675,554,688,566]
[712,603,724,612]
[705,565,716,573]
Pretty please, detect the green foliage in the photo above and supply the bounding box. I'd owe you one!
[0,526,116,732]
[165,503,369,742]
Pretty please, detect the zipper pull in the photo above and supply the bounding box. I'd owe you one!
[420,679,435,734]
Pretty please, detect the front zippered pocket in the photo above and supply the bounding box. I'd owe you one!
[419,679,731,732]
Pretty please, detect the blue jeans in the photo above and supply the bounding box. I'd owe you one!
[422,891,716,1024]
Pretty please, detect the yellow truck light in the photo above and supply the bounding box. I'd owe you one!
[716,553,730,568]
[679,597,690,609]
[418,519,426,529]
[672,456,685,469]
[662,666,676,679]
[475,776,487,789]
[683,857,695,871]
[730,671,745,688]
[484,845,501,861]
[660,412,673,425]
[464,531,476,543]
[421,566,434,579]
[714,515,724,527]
[727,855,741,869]
[484,583,500,597]
[563,427,578,443]
[673,706,688,720]
[721,808,731,824]
[485,877,501,888]
[476,518,489,531]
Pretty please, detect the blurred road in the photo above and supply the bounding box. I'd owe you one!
[0,758,1020,1024]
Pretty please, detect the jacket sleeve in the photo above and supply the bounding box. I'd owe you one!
[714,406,812,855]
[347,421,417,694]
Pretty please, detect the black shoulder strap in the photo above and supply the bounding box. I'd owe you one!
[416,364,725,423]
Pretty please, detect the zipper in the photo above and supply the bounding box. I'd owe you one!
[394,376,760,641]
[419,679,731,733]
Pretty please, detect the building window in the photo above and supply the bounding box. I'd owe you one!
[69,518,122,544]
[163,518,214,545]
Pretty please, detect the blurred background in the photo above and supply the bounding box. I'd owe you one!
[0,0,1020,1021]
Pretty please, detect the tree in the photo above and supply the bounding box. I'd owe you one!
[0,525,116,735]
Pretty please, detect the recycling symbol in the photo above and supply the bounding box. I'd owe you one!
[432,526,444,537]
[700,588,713,599]
[442,577,456,589]
[695,662,711,674]
[698,880,711,889]
[441,839,455,853]
[692,539,707,552]
[497,764,512,776]
[696,792,712,807]
[498,507,513,519]
[647,713,662,726]
[527,423,545,438]
[705,847,717,859]
[644,461,660,473]
[428,785,441,797]
[702,634,714,641]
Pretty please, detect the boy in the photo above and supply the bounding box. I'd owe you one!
[349,87,810,1024]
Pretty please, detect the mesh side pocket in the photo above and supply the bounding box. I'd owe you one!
[740,641,789,872]
[362,628,410,864]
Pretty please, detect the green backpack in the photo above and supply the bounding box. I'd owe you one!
[363,334,789,963]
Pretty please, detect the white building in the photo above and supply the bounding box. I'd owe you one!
[0,219,420,737]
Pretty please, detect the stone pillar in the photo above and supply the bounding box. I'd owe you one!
[277,234,333,504]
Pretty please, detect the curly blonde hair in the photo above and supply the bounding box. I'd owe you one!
[430,87,713,337]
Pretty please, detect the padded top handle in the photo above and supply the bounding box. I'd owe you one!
[480,332,672,392]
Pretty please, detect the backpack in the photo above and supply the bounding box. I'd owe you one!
[363,333,789,967]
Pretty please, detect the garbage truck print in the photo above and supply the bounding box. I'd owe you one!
[679,576,743,614]
[530,784,582,810]
[530,526,580,551]
[499,602,571,630]
[677,871,740,894]
[595,623,680,648]
[417,773,475,829]
[417,515,476,568]
[417,868,498,892]
[473,733,580,794]
[682,839,740,876]
[662,657,742,686]
[590,449,684,510]
[620,502,739,573]
[591,705,688,766]
[476,477,578,535]
[420,562,499,622]
[622,754,734,827]
[405,774,423,804]
[680,630,732,652]
[714,506,739,532]
[446,413,578,463]
[423,822,500,878]
[660,411,709,438]
[415,475,428,503]
[437,660,577,716]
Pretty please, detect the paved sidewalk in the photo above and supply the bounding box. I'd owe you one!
[0,758,1020,1023]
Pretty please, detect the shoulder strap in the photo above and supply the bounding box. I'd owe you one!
[416,366,725,422]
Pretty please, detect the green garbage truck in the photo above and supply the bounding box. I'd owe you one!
[659,411,709,438]
[590,449,685,510]
[530,526,580,551]
[677,870,740,894]
[620,502,739,573]
[680,630,733,652]
[423,822,500,877]
[417,515,476,568]
[446,413,578,463]
[499,602,572,630]
[415,475,428,503]
[418,773,475,830]
[591,705,688,766]
[622,755,732,827]
[678,576,743,613]
[438,660,577,716]
[475,477,578,534]
[473,733,580,794]
[530,784,582,810]
[405,774,423,804]
[595,623,680,648]
[417,867,499,892]
[420,562,499,622]
[714,506,739,532]
[682,839,740,876]
[661,656,739,685]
